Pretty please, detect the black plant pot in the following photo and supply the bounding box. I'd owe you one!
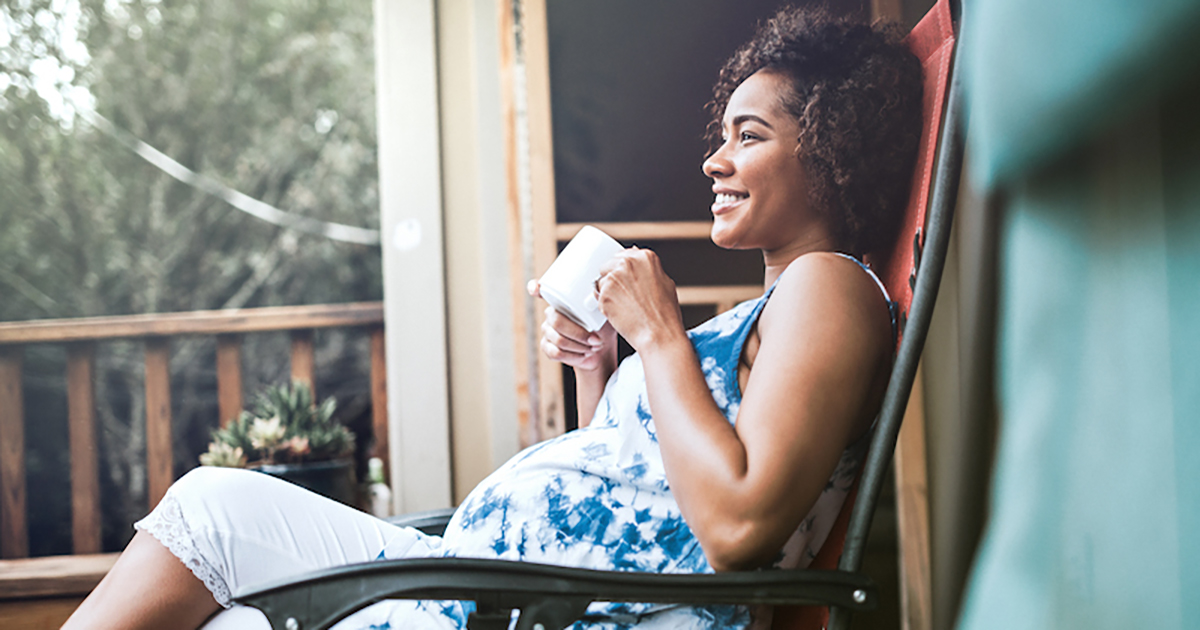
[253,458,358,507]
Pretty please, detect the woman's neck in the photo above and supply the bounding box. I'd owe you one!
[761,232,840,288]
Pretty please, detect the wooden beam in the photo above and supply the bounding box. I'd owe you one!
[369,327,389,477]
[871,0,904,22]
[894,366,933,630]
[0,347,27,559]
[500,0,536,448]
[556,221,713,242]
[523,0,565,442]
[144,339,173,509]
[215,335,243,427]
[0,553,119,599]
[289,330,316,394]
[675,285,762,308]
[0,302,384,346]
[66,344,101,555]
[0,596,87,629]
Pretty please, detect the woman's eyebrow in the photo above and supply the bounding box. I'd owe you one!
[730,114,774,129]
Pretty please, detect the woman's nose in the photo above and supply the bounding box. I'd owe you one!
[702,147,732,178]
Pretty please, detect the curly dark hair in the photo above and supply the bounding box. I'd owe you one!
[706,6,922,256]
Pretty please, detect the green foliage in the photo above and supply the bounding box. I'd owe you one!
[1,0,382,323]
[205,380,354,466]
[2,0,379,550]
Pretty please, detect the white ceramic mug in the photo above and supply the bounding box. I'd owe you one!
[538,225,625,332]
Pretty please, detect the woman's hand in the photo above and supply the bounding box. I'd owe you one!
[528,280,617,426]
[527,280,617,373]
[595,247,686,352]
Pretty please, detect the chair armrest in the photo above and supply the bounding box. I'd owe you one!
[384,507,457,536]
[234,557,876,630]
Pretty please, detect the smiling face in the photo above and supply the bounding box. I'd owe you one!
[702,70,831,258]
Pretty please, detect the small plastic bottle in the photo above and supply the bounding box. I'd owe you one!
[367,457,393,518]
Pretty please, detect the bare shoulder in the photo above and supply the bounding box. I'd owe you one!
[758,252,892,358]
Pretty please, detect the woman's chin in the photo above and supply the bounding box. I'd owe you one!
[709,225,743,250]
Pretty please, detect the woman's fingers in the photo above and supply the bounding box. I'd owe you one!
[544,309,604,349]
[540,331,609,372]
[597,246,638,277]
[530,278,612,368]
[542,319,592,355]
[540,335,605,370]
[592,247,682,351]
[540,306,606,364]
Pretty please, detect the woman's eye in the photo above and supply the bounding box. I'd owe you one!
[740,131,759,142]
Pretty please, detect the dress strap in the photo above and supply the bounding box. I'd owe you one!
[832,252,898,343]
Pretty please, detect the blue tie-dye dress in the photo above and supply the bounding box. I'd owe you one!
[349,278,870,630]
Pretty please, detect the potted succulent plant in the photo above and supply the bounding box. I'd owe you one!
[199,380,358,506]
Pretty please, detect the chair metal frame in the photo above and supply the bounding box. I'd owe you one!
[234,1,965,627]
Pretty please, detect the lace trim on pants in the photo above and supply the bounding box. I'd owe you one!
[135,492,233,608]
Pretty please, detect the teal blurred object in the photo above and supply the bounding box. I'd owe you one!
[958,1,1200,626]
[962,0,1200,187]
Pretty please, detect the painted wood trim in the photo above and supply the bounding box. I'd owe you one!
[143,339,173,510]
[0,347,27,559]
[894,366,933,630]
[66,344,101,555]
[522,0,566,442]
[475,0,521,477]
[0,303,384,345]
[374,0,453,512]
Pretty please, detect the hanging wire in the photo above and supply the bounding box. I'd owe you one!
[81,111,382,246]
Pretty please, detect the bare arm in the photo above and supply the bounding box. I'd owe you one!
[599,251,891,571]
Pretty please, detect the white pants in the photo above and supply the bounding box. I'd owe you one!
[136,467,443,629]
[137,468,736,630]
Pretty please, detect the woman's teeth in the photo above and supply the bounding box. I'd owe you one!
[715,193,745,205]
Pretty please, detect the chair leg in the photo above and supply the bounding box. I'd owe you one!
[827,605,852,630]
[467,606,513,630]
[512,598,591,630]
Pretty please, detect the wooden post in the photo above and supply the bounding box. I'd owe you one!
[216,335,243,427]
[144,339,173,509]
[290,330,316,395]
[67,344,101,555]
[0,346,27,559]
[369,328,390,477]
[500,0,536,449]
[895,366,933,630]
[517,0,565,443]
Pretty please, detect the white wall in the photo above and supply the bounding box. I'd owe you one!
[374,0,452,512]
[374,0,518,511]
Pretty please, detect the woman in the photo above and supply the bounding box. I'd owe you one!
[65,7,921,630]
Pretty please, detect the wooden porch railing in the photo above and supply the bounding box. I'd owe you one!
[0,302,386,560]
